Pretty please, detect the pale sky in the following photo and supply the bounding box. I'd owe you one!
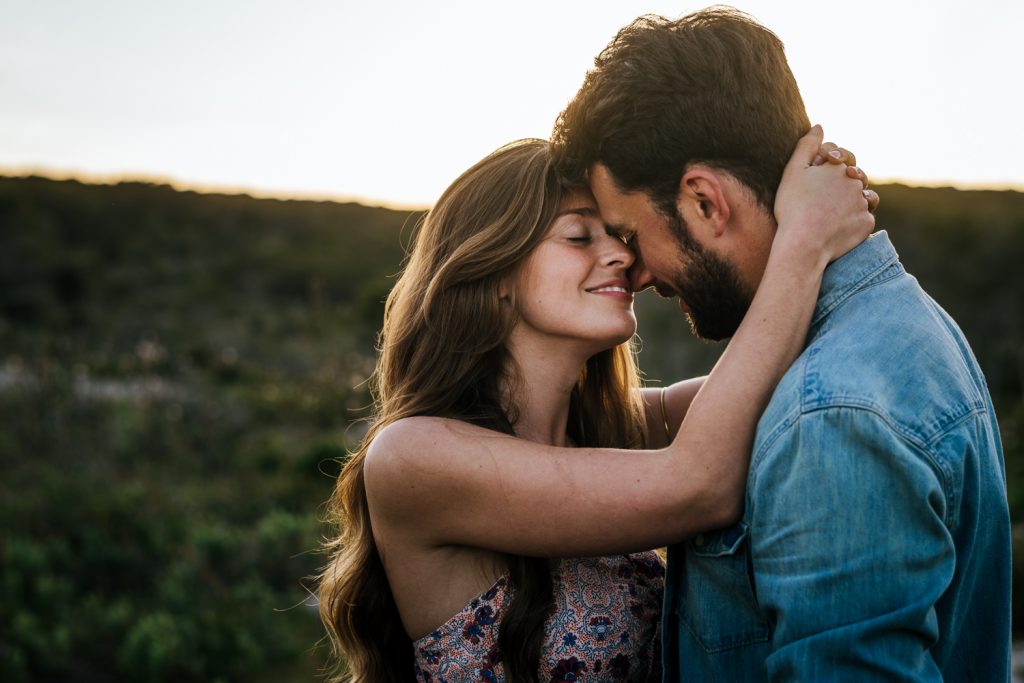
[2,0,1021,208]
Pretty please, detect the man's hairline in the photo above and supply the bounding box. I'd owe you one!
[585,159,768,223]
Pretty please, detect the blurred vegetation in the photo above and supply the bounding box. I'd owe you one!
[0,175,1021,680]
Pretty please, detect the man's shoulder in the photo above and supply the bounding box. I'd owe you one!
[757,270,990,451]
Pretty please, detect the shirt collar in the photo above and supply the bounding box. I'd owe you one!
[811,231,903,328]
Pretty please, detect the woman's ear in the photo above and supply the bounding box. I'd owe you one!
[677,167,731,238]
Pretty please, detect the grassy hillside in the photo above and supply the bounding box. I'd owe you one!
[0,176,1021,681]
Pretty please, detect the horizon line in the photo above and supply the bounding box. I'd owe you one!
[0,164,432,212]
[3,164,1022,212]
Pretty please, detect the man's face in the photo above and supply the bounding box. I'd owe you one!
[589,164,752,341]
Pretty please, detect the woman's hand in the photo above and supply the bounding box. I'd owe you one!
[812,140,880,213]
[773,125,876,268]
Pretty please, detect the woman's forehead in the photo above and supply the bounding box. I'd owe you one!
[558,187,598,213]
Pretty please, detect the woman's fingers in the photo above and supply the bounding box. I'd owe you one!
[812,141,836,166]
[815,142,874,211]
[813,142,857,168]
[847,163,869,188]
[845,166,877,215]
[830,146,856,167]
[791,125,826,169]
[863,188,880,214]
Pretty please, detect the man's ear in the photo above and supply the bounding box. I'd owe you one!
[677,167,731,238]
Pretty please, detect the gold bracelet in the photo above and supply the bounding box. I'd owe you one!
[659,386,671,441]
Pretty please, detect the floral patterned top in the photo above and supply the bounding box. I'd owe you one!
[412,552,664,682]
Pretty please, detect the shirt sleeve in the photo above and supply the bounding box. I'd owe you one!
[749,406,955,681]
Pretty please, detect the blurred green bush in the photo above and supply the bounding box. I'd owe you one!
[0,176,1021,680]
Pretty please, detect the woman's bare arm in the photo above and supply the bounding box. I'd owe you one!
[640,379,705,450]
[365,126,873,558]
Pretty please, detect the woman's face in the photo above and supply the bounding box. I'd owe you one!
[509,189,637,354]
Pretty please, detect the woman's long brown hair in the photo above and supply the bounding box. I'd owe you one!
[318,139,646,682]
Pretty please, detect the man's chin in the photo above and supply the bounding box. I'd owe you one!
[679,300,729,341]
[675,298,724,341]
[686,309,741,343]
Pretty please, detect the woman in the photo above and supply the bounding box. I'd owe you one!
[319,130,874,682]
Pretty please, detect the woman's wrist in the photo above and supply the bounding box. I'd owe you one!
[769,223,833,275]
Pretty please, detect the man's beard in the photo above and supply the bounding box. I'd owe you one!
[666,209,753,342]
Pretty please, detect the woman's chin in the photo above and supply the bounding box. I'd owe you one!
[591,325,639,353]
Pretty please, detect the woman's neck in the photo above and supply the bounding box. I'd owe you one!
[504,339,588,447]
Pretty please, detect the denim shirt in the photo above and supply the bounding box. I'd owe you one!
[663,232,1011,681]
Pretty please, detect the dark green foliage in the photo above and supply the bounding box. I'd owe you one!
[0,177,412,681]
[0,176,1021,679]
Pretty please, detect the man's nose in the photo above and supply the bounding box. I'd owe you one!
[628,261,655,293]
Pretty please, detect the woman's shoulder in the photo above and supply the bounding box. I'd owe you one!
[368,415,480,464]
[370,415,447,449]
[365,416,503,511]
[369,415,512,463]
[363,418,455,529]
[365,416,446,480]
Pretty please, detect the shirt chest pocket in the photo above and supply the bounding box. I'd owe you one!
[676,522,770,653]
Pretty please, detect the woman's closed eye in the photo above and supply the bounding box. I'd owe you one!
[566,234,593,243]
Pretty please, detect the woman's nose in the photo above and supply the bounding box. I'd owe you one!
[602,235,635,269]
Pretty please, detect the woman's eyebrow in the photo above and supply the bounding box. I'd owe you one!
[554,207,600,218]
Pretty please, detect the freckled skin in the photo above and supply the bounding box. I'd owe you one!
[509,190,638,356]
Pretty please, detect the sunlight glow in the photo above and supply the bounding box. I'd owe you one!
[1,0,1021,208]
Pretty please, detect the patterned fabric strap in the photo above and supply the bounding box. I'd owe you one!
[412,553,665,682]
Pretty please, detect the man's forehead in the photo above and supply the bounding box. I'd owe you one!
[587,163,621,196]
[588,164,626,209]
[587,164,653,232]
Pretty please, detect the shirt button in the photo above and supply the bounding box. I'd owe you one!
[694,534,705,547]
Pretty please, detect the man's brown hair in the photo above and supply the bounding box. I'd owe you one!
[552,7,810,216]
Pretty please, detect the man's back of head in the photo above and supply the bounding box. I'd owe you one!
[552,7,810,217]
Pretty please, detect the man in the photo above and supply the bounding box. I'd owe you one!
[552,8,1011,681]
